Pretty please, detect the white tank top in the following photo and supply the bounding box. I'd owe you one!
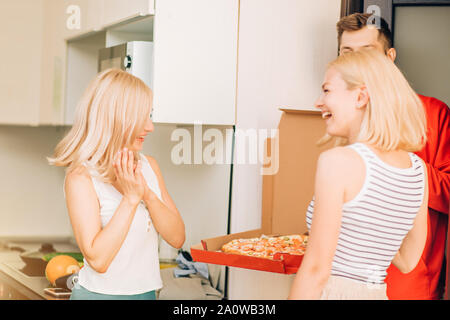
[78,154,163,295]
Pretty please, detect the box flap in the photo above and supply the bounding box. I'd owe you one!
[201,229,262,251]
[262,109,332,235]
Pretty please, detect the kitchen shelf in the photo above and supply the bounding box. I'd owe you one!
[65,14,153,43]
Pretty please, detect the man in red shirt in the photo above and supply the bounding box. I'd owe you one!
[336,13,449,300]
[446,204,450,300]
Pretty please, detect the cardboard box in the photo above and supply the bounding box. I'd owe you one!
[191,109,332,274]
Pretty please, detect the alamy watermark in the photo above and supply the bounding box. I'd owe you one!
[335,264,385,290]
[366,5,382,30]
[170,124,279,175]
[66,4,81,30]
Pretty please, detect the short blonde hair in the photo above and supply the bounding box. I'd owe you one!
[319,49,427,152]
[48,69,152,183]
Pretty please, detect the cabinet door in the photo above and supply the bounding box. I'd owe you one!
[0,0,44,125]
[152,0,238,125]
[101,0,155,28]
[38,0,70,125]
[38,0,104,125]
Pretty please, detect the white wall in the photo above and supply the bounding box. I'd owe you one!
[228,0,341,299]
[0,126,71,237]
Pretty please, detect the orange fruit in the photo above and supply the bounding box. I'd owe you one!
[45,255,80,286]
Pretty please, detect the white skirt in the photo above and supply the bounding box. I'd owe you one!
[320,275,388,300]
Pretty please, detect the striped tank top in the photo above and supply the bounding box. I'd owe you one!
[306,142,425,285]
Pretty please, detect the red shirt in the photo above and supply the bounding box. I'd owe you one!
[385,94,450,300]
[446,204,450,300]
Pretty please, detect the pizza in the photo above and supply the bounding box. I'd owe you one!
[221,234,308,260]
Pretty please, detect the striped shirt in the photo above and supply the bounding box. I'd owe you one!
[306,142,425,285]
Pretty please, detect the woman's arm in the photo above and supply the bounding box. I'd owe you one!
[392,159,429,273]
[142,156,185,249]
[288,147,354,299]
[65,149,145,273]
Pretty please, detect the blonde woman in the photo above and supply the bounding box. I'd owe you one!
[288,49,429,300]
[48,69,185,300]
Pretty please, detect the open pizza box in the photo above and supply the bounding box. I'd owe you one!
[191,109,332,274]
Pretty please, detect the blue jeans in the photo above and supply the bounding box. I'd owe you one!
[70,284,156,300]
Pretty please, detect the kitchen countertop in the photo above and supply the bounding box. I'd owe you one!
[0,240,81,300]
[0,240,180,300]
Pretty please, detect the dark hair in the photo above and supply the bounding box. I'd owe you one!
[337,13,393,51]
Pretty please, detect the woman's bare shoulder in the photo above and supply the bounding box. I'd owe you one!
[65,165,92,188]
[316,146,365,198]
[64,165,100,211]
[318,146,362,170]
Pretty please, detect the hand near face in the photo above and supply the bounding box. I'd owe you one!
[113,148,145,205]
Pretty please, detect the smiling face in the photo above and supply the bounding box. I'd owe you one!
[130,109,154,151]
[315,67,367,143]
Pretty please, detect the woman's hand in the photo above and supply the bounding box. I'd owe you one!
[113,148,145,206]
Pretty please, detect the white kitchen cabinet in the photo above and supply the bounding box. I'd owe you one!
[101,0,155,28]
[0,1,238,126]
[19,0,99,125]
[41,0,109,125]
[62,0,155,37]
[0,1,44,125]
[64,0,239,126]
[0,0,102,126]
[152,0,238,125]
[39,0,75,125]
[62,0,156,125]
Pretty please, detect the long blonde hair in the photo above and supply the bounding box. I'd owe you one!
[318,49,427,152]
[48,69,152,183]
